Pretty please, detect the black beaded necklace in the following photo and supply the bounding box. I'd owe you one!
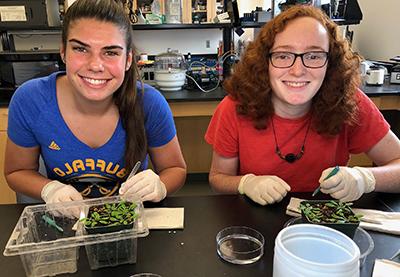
[271,116,312,163]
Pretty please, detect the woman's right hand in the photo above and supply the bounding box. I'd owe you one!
[119,169,167,203]
[238,174,291,205]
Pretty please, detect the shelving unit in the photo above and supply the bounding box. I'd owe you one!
[0,0,362,94]
[131,22,230,30]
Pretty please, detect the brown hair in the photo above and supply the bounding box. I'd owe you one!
[224,5,361,135]
[62,0,147,174]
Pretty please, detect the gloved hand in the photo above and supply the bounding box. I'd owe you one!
[119,169,167,202]
[41,180,83,218]
[319,166,375,202]
[41,180,83,203]
[238,174,291,205]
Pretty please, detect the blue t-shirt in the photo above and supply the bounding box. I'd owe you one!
[8,72,176,197]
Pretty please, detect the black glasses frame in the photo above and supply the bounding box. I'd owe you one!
[269,51,329,69]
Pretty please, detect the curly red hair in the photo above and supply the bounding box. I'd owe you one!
[224,5,361,135]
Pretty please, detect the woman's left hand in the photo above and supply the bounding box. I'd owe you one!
[119,169,167,202]
[319,166,376,202]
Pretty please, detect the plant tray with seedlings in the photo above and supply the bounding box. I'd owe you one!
[81,201,138,234]
[299,200,363,238]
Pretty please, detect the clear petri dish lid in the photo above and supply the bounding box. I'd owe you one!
[284,217,374,267]
[216,226,265,265]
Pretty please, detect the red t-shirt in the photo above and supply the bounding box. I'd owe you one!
[205,89,390,192]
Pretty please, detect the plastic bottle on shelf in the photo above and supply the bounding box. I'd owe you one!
[165,0,182,23]
[217,40,224,82]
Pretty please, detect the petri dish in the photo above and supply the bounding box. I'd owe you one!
[216,226,265,265]
[284,217,374,267]
[353,227,374,266]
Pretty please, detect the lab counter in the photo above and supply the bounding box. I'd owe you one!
[361,82,400,96]
[1,192,399,276]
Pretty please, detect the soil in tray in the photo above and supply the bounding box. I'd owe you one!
[31,212,77,242]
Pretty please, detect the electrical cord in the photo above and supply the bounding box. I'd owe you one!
[185,51,239,93]
[188,60,217,70]
[185,73,220,93]
[139,51,240,93]
[219,52,239,66]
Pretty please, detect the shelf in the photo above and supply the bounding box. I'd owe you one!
[0,19,360,33]
[0,50,60,55]
[0,50,61,62]
[0,26,61,32]
[1,23,231,32]
[240,21,266,28]
[0,86,16,92]
[239,18,360,29]
[332,18,361,26]
[132,23,231,30]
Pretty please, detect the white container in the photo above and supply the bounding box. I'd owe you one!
[154,69,186,91]
[273,224,360,277]
[365,66,385,86]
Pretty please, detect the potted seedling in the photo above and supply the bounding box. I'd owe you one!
[299,200,363,238]
[81,201,138,234]
[81,200,140,269]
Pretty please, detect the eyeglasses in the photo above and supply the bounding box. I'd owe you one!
[269,51,329,68]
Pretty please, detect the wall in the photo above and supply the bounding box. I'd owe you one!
[351,0,400,61]
[133,29,222,55]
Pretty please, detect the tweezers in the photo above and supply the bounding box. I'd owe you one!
[312,166,340,197]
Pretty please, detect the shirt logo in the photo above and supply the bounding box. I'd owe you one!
[48,141,61,151]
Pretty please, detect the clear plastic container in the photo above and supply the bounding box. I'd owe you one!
[3,196,149,277]
[216,226,264,265]
[154,48,186,91]
[164,0,182,23]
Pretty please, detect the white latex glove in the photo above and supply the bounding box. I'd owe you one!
[238,174,291,205]
[41,180,83,203]
[319,166,376,202]
[41,180,83,218]
[119,169,167,202]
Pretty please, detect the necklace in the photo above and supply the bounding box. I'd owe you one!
[271,116,312,163]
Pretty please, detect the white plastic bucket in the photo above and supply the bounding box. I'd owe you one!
[273,224,360,277]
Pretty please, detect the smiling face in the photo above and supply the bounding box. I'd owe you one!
[60,18,132,103]
[269,17,329,117]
